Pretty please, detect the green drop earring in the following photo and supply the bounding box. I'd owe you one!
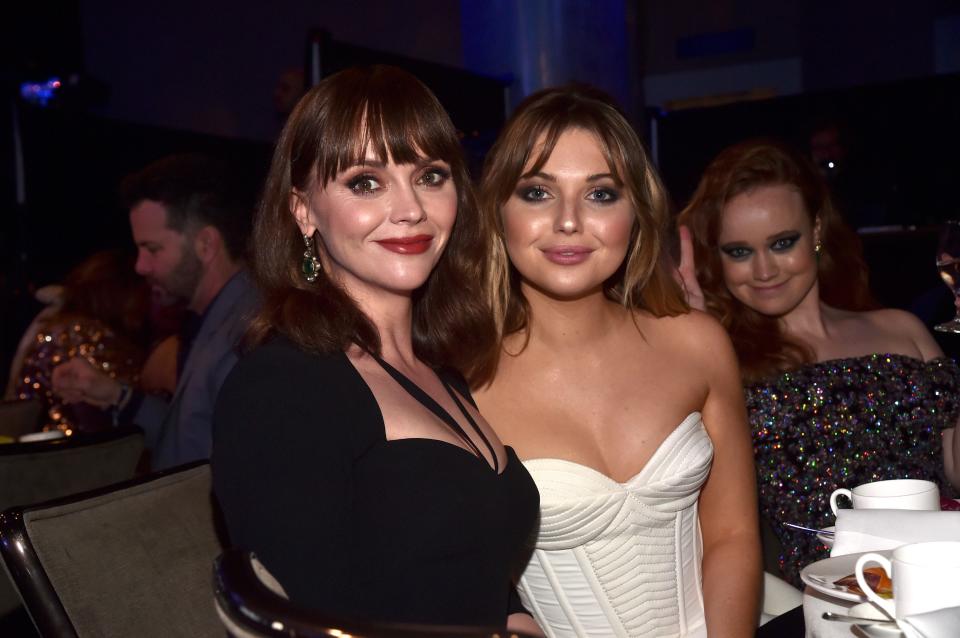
[301,233,321,283]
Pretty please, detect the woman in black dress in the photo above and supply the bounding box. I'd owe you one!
[212,65,539,631]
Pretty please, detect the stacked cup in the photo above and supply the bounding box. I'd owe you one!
[855,541,960,627]
[829,479,940,516]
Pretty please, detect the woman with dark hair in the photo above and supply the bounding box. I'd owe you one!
[10,250,148,433]
[212,65,539,630]
[473,86,760,637]
[678,139,960,586]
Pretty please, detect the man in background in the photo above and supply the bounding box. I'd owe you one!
[53,154,259,470]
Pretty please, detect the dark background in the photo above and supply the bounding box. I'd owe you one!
[4,0,960,379]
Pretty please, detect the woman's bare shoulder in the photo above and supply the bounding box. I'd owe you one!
[636,309,737,367]
[848,307,926,336]
[835,307,943,360]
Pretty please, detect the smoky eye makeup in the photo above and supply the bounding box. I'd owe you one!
[417,165,451,187]
[719,244,752,260]
[586,186,621,203]
[514,183,551,202]
[770,232,802,251]
[345,172,381,195]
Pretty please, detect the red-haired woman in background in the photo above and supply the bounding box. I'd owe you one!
[9,250,148,434]
[678,140,960,586]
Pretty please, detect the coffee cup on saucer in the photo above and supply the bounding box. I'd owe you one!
[855,541,960,620]
[829,479,939,516]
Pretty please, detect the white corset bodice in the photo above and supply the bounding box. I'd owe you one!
[518,413,714,638]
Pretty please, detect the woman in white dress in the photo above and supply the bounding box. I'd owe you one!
[472,85,761,637]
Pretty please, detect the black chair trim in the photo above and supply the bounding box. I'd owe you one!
[0,508,77,637]
[0,459,209,637]
[213,549,511,638]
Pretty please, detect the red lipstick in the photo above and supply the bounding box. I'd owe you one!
[541,245,593,265]
[376,234,433,255]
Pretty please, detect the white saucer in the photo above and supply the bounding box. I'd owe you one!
[18,430,66,443]
[800,550,892,603]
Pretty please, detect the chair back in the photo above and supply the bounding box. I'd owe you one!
[0,399,42,438]
[0,427,144,616]
[0,462,223,637]
[213,548,535,638]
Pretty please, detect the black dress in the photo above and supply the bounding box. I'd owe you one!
[212,338,539,626]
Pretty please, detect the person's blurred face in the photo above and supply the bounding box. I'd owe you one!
[130,200,202,301]
[500,128,634,300]
[717,184,820,317]
[294,148,458,301]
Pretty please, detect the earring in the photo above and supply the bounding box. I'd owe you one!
[301,234,321,283]
[814,241,822,254]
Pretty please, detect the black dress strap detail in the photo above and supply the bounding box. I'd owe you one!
[371,355,499,473]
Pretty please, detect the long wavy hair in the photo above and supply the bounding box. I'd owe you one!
[473,85,687,384]
[248,65,495,377]
[677,140,874,381]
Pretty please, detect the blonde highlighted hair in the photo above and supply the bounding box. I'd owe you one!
[472,85,687,384]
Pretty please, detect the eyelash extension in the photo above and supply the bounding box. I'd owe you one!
[420,167,451,186]
[720,246,751,259]
[587,187,619,203]
[771,233,801,249]
[346,173,378,194]
[516,184,549,201]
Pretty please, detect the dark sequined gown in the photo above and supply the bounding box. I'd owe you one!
[15,317,143,434]
[746,353,960,586]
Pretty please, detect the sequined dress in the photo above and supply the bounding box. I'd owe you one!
[747,353,960,586]
[16,317,143,434]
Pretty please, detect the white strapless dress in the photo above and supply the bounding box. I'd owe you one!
[517,412,714,638]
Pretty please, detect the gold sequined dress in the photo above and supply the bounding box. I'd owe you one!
[15,316,143,434]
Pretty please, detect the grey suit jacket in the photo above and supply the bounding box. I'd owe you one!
[135,270,259,470]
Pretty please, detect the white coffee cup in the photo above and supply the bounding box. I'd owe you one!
[829,479,940,515]
[855,541,960,619]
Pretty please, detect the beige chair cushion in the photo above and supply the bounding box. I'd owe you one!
[23,463,222,637]
[0,430,143,616]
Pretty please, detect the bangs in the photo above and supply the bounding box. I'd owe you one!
[312,69,462,186]
[511,117,628,199]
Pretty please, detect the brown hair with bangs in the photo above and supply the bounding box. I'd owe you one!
[248,65,495,376]
[677,139,874,382]
[473,84,687,384]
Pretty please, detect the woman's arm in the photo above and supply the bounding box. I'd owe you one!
[877,309,960,490]
[507,612,544,636]
[694,314,762,637]
[944,427,960,491]
[212,343,356,611]
[889,308,946,361]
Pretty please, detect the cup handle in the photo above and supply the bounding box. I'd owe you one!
[830,488,852,516]
[855,553,895,619]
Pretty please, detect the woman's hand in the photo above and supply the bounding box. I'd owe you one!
[677,225,706,312]
[507,612,545,637]
[694,315,762,637]
[51,357,123,408]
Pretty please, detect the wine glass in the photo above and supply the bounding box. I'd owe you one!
[935,221,960,333]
